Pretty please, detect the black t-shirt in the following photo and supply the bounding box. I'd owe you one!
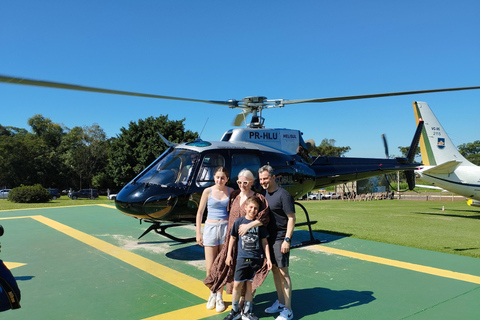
[264,187,295,240]
[231,216,269,259]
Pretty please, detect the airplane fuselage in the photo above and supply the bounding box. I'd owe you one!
[413,101,480,205]
[416,165,480,200]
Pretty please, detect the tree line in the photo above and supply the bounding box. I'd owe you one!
[2,114,478,193]
[0,114,197,192]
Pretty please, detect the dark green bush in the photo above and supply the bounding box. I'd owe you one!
[8,184,51,203]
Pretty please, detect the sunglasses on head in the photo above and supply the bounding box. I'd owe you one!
[237,180,250,186]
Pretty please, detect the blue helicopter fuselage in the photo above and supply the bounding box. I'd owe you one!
[115,127,420,224]
[115,137,316,223]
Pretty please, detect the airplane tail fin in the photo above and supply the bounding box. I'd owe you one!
[412,101,473,166]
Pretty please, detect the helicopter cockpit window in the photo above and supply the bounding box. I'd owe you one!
[136,148,199,186]
[231,154,261,181]
[197,153,225,187]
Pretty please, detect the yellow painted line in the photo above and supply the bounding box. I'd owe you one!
[0,204,96,212]
[30,215,210,299]
[143,297,231,320]
[97,204,116,209]
[5,212,480,318]
[0,215,32,220]
[4,262,26,269]
[316,245,480,285]
[2,213,216,319]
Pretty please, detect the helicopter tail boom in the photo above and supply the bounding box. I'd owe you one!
[309,119,424,190]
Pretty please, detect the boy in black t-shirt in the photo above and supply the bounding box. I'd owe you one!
[224,196,272,320]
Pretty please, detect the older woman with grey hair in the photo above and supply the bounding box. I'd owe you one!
[204,168,270,303]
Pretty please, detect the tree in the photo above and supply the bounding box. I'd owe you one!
[397,146,421,159]
[28,114,65,149]
[309,138,351,157]
[0,130,49,187]
[61,124,109,189]
[27,115,68,187]
[458,140,480,165]
[107,115,198,186]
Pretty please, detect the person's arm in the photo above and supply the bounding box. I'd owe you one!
[238,219,263,236]
[281,212,296,254]
[238,194,270,236]
[195,188,209,246]
[225,235,236,266]
[262,237,272,270]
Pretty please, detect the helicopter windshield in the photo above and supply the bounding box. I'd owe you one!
[135,148,200,187]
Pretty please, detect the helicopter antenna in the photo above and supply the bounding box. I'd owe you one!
[199,117,209,139]
[157,132,177,147]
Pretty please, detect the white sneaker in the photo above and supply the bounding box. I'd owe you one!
[265,300,285,314]
[242,311,259,320]
[275,308,293,320]
[206,293,216,310]
[216,297,225,312]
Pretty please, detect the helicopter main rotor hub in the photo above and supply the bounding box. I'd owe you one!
[241,96,268,107]
[228,96,286,128]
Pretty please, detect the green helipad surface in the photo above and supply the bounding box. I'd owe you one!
[1,205,480,319]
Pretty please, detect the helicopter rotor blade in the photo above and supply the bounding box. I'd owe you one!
[283,86,480,105]
[233,112,245,126]
[3,74,480,110]
[0,75,234,107]
[382,134,389,159]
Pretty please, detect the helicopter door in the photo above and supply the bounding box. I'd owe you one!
[231,154,261,182]
[196,153,225,187]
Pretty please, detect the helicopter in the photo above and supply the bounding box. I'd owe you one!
[2,75,480,245]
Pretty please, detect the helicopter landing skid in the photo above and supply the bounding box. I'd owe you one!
[291,202,324,249]
[138,222,196,243]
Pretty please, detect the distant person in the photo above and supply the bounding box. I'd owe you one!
[179,154,199,184]
[223,195,272,320]
[196,166,234,312]
[259,165,296,320]
[204,169,270,302]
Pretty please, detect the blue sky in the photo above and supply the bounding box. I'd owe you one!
[2,1,480,158]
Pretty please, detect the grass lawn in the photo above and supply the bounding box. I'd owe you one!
[0,196,114,211]
[296,199,480,259]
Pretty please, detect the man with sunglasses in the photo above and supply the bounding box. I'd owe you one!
[259,165,295,320]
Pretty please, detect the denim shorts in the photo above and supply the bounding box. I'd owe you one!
[203,220,228,246]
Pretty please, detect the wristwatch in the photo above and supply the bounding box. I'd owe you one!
[284,237,291,243]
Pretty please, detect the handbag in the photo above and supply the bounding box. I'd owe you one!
[0,260,21,311]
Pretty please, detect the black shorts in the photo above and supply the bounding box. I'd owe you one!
[269,239,290,268]
[234,258,263,282]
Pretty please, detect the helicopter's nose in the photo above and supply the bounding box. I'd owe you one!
[115,194,178,220]
[114,184,178,220]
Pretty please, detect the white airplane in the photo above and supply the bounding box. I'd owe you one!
[413,101,480,206]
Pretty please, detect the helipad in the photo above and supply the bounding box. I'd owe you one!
[1,205,480,319]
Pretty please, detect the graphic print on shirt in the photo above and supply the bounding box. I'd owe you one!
[241,227,259,251]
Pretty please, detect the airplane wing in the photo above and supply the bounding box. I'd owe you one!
[415,184,446,191]
[422,160,461,175]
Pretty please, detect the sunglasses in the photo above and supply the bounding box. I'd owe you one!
[237,180,250,186]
